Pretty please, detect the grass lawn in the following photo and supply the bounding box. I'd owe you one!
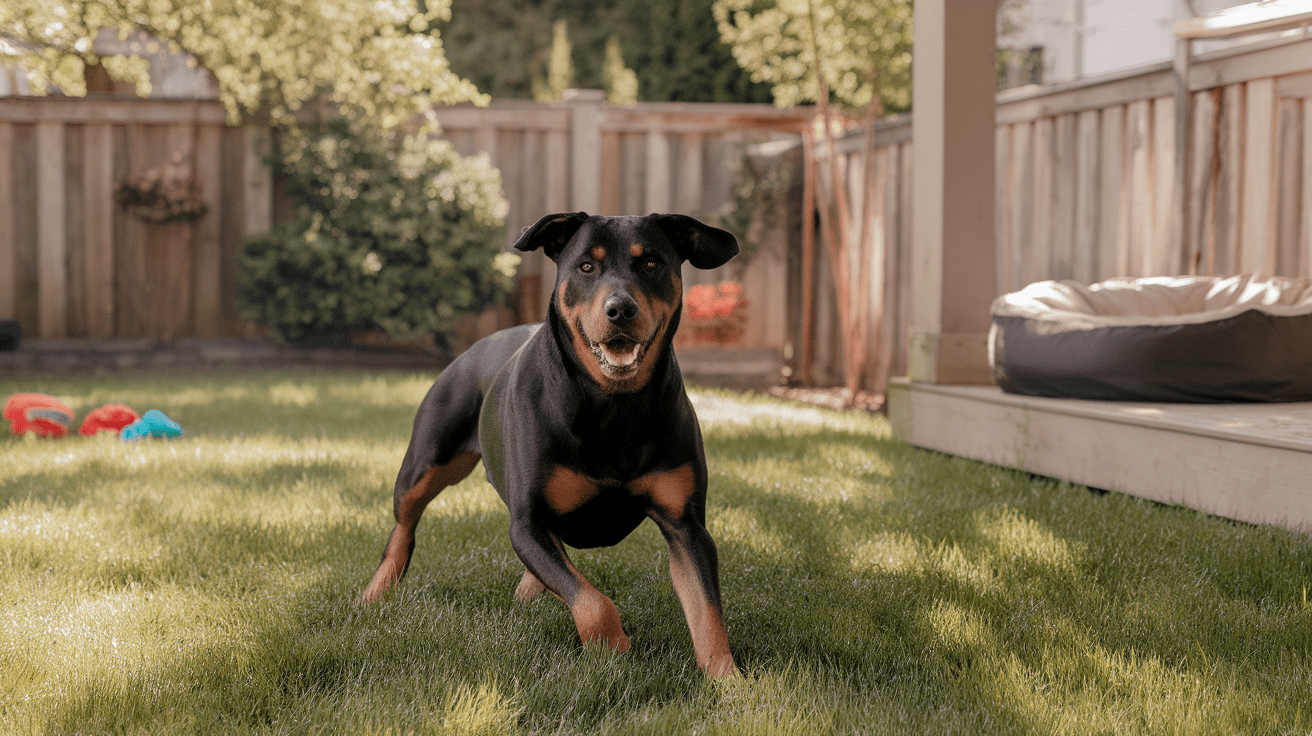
[2,370,1311,735]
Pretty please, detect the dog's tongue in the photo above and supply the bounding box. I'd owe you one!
[601,339,640,367]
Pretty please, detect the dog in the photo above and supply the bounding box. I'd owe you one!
[360,212,739,678]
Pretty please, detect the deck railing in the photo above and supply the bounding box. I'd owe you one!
[811,31,1312,390]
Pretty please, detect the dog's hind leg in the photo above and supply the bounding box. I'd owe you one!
[359,450,481,602]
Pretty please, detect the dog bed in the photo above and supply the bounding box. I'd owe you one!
[989,275,1312,402]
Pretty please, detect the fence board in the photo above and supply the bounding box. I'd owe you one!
[1241,78,1276,274]
[1052,113,1077,280]
[1073,109,1100,283]
[194,125,223,337]
[1304,99,1312,277]
[1275,98,1303,276]
[1008,122,1033,289]
[0,123,13,321]
[65,124,86,337]
[599,131,622,215]
[1212,84,1244,275]
[645,131,672,213]
[1029,118,1055,285]
[36,121,66,338]
[675,133,704,216]
[84,123,115,337]
[1126,99,1153,277]
[1151,96,1178,275]
[1099,105,1127,280]
[1187,90,1215,275]
[994,125,1013,294]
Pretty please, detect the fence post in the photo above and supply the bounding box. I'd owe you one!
[564,89,604,214]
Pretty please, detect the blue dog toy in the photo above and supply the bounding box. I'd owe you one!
[120,410,183,440]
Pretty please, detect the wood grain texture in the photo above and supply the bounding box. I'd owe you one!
[1241,78,1275,275]
[0,123,14,321]
[36,121,67,338]
[1073,109,1101,283]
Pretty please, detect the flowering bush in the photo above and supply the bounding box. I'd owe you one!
[239,123,514,345]
[684,281,748,346]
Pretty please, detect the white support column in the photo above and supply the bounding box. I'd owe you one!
[908,0,1000,385]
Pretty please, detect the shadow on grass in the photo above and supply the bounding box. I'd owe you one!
[11,414,1312,733]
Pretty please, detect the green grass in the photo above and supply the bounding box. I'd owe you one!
[2,371,1311,735]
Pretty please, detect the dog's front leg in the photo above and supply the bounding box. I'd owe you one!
[649,512,737,678]
[509,517,631,653]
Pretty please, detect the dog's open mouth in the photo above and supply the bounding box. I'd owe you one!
[581,320,662,376]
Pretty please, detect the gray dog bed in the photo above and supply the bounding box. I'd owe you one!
[989,275,1312,402]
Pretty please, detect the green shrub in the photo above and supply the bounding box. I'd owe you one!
[239,124,517,345]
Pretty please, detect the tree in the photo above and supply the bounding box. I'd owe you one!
[437,0,772,103]
[714,0,912,405]
[712,0,912,113]
[0,0,486,129]
[602,36,637,105]
[532,19,574,101]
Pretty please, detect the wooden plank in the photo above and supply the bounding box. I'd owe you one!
[1028,117,1055,284]
[599,131,622,216]
[887,380,1312,533]
[1007,122,1033,290]
[1174,1,1312,41]
[219,125,246,336]
[675,133,704,216]
[1051,113,1077,280]
[1276,71,1312,99]
[1187,90,1216,275]
[996,67,1176,125]
[1151,95,1179,275]
[897,141,914,378]
[994,124,1013,295]
[474,125,497,163]
[0,98,229,125]
[1241,78,1276,275]
[0,123,13,320]
[880,143,900,380]
[497,129,523,246]
[12,125,38,337]
[645,131,672,213]
[1275,98,1303,277]
[621,133,645,216]
[114,123,140,336]
[243,126,272,237]
[1126,99,1153,277]
[1098,105,1128,280]
[1304,99,1312,278]
[1212,84,1245,275]
[64,124,86,337]
[193,125,223,337]
[83,123,115,337]
[147,124,195,339]
[1073,109,1101,283]
[36,121,67,338]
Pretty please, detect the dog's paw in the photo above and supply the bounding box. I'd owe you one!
[515,570,547,602]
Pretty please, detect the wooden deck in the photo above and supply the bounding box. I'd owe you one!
[887,378,1312,533]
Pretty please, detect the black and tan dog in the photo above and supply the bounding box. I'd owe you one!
[360,212,739,678]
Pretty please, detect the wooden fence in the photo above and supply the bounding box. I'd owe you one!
[0,94,809,347]
[812,32,1312,391]
[0,98,271,341]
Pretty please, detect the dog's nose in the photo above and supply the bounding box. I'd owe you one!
[604,293,639,324]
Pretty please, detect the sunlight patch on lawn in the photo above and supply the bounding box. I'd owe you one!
[851,532,1002,595]
[710,506,791,557]
[976,507,1083,576]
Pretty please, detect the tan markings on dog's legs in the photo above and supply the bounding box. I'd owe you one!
[630,243,644,257]
[545,535,630,651]
[515,569,559,602]
[359,451,481,603]
[634,465,736,677]
[667,546,735,677]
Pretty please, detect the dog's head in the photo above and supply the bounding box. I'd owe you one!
[514,213,738,392]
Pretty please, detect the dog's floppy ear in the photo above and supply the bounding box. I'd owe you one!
[513,212,590,261]
[650,214,739,270]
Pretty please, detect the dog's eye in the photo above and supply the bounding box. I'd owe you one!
[579,262,594,273]
[644,257,659,271]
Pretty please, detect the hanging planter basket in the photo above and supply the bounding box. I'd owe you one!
[116,153,209,224]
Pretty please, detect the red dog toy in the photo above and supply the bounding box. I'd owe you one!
[4,393,75,437]
[79,404,140,436]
